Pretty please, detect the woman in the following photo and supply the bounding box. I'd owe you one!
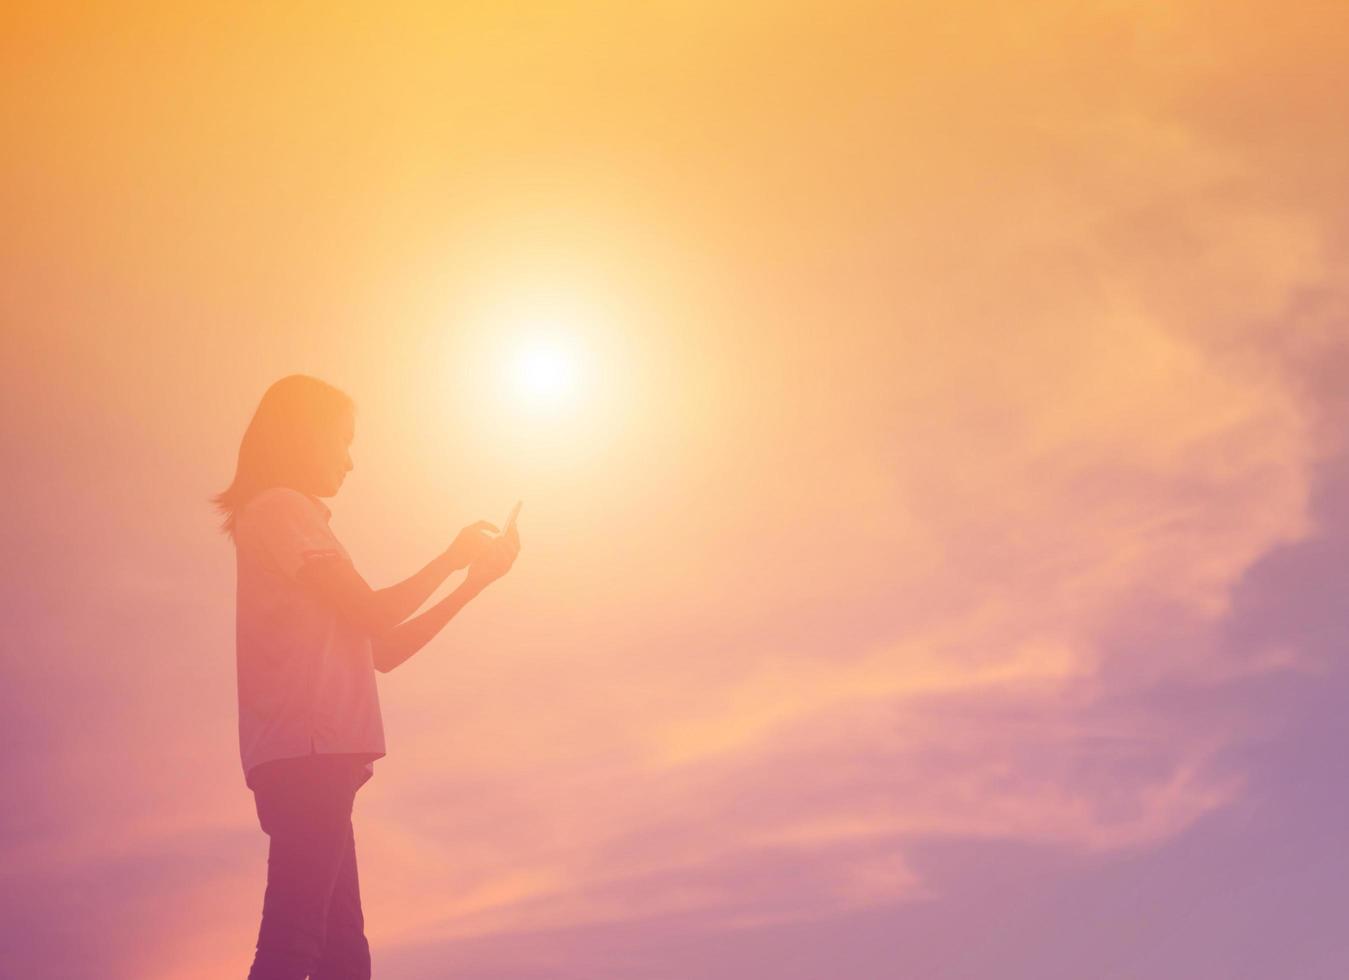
[212,374,520,980]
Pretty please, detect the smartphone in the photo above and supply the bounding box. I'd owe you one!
[501,500,522,538]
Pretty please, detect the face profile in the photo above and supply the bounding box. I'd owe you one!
[306,405,355,498]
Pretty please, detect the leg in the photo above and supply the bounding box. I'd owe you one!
[311,820,372,980]
[247,757,360,980]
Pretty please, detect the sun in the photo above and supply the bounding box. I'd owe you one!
[508,335,580,408]
[441,302,632,466]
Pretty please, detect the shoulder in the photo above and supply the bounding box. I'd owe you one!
[238,487,318,532]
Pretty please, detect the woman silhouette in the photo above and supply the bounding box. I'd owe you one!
[213,374,520,979]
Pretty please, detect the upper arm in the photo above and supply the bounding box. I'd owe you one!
[295,555,390,636]
[242,489,389,635]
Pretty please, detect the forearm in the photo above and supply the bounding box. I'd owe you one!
[372,581,482,673]
[372,551,457,631]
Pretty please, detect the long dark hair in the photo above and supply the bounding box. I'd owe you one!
[211,374,355,543]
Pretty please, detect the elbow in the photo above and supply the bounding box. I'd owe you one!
[370,632,394,674]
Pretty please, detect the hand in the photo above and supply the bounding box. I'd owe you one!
[465,528,520,593]
[444,520,500,571]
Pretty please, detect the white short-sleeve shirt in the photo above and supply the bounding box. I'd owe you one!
[234,486,386,789]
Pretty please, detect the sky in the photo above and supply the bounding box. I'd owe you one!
[3,1,1349,977]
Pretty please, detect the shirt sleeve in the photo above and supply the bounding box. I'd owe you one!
[246,490,347,581]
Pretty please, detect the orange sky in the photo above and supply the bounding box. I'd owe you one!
[5,2,1349,977]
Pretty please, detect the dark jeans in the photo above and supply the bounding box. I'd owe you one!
[247,753,373,980]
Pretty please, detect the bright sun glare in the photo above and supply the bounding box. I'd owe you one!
[449,303,627,463]
[510,337,579,407]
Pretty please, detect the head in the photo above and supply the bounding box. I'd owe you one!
[211,374,355,542]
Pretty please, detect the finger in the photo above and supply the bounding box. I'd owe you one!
[473,521,500,533]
